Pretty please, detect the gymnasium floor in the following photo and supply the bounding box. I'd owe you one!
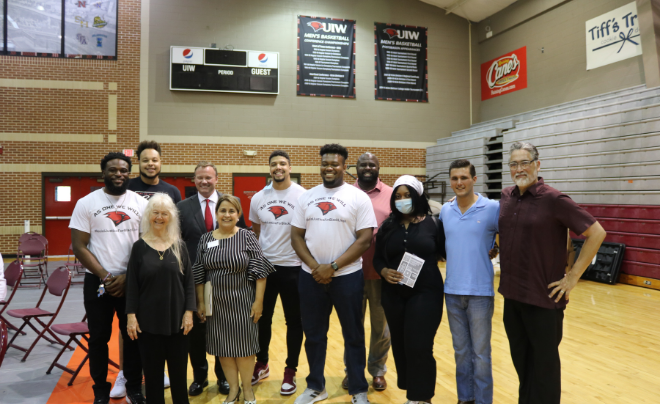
[1,262,659,404]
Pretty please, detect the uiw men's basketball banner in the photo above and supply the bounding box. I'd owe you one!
[586,2,642,71]
[481,46,527,101]
[297,16,356,98]
[374,22,428,102]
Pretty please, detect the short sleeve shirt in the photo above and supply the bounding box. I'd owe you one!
[291,183,377,276]
[498,178,596,309]
[69,189,148,275]
[441,194,500,296]
[249,183,306,266]
[352,179,393,280]
[128,177,182,204]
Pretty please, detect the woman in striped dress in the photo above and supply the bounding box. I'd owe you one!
[193,194,275,404]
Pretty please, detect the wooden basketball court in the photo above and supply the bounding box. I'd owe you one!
[44,264,660,404]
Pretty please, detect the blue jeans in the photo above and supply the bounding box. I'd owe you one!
[445,294,494,404]
[299,270,368,395]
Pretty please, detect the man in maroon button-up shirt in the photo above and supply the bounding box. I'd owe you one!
[499,142,606,404]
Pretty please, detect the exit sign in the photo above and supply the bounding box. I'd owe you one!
[122,149,134,157]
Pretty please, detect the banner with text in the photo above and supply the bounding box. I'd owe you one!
[374,22,428,102]
[586,2,642,70]
[297,16,356,98]
[481,46,527,101]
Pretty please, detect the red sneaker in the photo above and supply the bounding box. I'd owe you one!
[280,367,297,395]
[251,361,270,385]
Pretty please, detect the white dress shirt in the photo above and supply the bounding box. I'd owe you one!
[197,191,219,230]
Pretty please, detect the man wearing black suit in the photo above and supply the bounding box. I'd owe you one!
[177,161,247,397]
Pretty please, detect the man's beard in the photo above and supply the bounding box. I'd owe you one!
[513,172,536,188]
[358,173,378,187]
[273,175,286,183]
[140,167,161,179]
[105,176,129,195]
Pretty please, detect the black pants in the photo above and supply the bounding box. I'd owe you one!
[188,312,225,383]
[256,265,303,371]
[139,331,189,404]
[503,299,564,404]
[381,287,443,401]
[83,273,142,398]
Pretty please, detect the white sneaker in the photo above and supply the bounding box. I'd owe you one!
[293,388,328,404]
[351,392,370,404]
[109,370,127,398]
[164,371,170,388]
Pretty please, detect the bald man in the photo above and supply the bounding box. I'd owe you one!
[342,153,392,391]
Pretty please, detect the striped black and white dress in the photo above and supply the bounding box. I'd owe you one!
[192,228,275,357]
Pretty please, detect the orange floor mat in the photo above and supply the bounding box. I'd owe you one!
[46,315,122,403]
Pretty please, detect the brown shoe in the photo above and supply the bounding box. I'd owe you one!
[457,400,475,404]
[342,375,349,390]
[372,376,387,391]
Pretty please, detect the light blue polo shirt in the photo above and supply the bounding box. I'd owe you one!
[440,194,500,296]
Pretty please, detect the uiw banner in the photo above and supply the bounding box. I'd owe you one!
[481,46,527,101]
[586,2,642,70]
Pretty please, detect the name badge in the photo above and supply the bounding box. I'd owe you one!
[207,240,220,248]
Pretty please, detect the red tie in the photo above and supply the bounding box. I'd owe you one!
[205,199,213,232]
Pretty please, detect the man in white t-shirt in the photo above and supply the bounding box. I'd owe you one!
[249,150,306,395]
[70,152,148,404]
[291,144,377,404]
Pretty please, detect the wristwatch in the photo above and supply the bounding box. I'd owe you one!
[331,261,339,271]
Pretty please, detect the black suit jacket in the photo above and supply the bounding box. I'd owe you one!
[177,191,247,264]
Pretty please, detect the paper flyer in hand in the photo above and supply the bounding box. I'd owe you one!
[397,252,425,287]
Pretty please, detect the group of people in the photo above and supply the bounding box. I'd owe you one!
[70,139,606,404]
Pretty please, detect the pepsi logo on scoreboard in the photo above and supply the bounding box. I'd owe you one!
[248,51,278,69]
[171,47,204,64]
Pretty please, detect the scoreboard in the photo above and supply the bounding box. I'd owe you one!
[170,47,279,95]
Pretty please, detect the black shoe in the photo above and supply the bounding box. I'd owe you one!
[189,380,209,396]
[126,391,147,404]
[218,378,230,395]
[93,397,109,404]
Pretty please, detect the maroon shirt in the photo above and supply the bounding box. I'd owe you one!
[498,178,596,309]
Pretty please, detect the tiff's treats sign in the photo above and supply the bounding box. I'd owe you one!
[481,46,527,101]
[586,2,642,71]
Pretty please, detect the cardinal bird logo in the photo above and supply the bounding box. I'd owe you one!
[315,202,337,216]
[383,28,399,39]
[268,206,289,219]
[308,21,324,32]
[105,211,131,226]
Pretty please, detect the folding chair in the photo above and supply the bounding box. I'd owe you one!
[0,260,26,335]
[65,244,85,284]
[0,320,8,368]
[7,266,73,362]
[46,315,120,385]
[18,232,40,245]
[30,234,50,275]
[18,238,48,288]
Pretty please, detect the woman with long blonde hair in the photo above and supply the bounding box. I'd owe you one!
[126,193,196,404]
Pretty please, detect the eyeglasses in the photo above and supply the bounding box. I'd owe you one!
[508,159,537,170]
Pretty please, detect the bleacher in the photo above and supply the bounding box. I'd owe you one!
[427,84,660,289]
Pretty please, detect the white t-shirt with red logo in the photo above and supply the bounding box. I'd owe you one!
[291,183,377,277]
[69,189,148,276]
[249,183,306,267]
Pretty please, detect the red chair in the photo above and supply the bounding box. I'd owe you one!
[18,238,48,288]
[7,266,73,362]
[18,232,40,245]
[0,260,26,335]
[0,320,8,368]
[65,244,85,284]
[46,315,120,385]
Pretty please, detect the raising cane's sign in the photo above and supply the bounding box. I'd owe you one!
[481,46,527,101]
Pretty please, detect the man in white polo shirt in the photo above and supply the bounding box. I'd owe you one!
[291,144,377,404]
[249,150,306,395]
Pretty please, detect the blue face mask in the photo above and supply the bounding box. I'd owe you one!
[395,199,413,214]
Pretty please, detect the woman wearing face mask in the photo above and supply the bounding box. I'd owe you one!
[373,175,446,404]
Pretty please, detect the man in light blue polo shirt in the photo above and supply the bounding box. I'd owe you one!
[440,159,499,404]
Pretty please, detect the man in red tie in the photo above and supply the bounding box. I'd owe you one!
[177,161,246,397]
